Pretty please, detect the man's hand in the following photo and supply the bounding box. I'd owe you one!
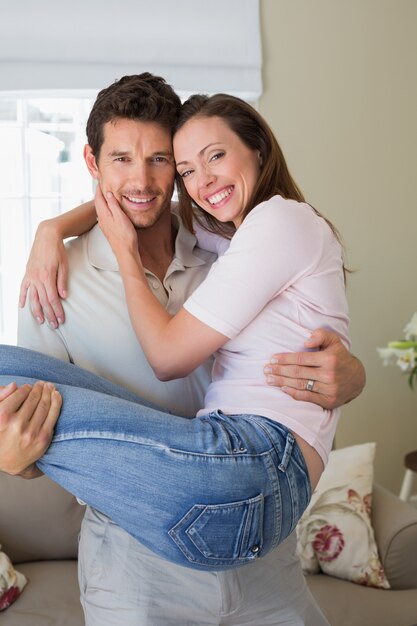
[0,381,62,477]
[17,464,44,479]
[264,328,366,410]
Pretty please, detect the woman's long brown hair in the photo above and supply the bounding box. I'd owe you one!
[174,93,347,278]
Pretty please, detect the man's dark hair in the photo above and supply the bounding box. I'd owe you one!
[86,73,181,159]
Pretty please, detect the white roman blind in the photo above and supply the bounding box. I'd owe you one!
[0,0,262,99]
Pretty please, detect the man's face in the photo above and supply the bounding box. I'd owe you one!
[85,118,175,229]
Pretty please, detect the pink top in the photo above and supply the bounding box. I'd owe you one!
[184,195,350,465]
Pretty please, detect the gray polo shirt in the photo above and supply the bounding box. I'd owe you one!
[18,212,216,417]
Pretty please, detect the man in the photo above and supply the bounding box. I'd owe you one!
[3,74,365,625]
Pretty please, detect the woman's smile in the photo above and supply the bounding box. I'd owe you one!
[205,185,235,208]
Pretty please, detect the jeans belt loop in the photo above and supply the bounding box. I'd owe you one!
[278,432,295,472]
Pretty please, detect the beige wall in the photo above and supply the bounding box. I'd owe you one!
[259,0,417,493]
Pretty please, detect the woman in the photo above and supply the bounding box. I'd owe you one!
[0,94,349,571]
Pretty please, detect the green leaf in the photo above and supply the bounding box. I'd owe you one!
[388,341,417,350]
[408,366,417,390]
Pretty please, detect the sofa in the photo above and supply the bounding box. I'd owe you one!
[306,484,417,626]
[1,473,417,626]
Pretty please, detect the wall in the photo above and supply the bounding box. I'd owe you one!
[259,0,417,492]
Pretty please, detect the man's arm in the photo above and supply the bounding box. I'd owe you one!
[0,283,72,479]
[264,328,366,410]
[0,381,62,477]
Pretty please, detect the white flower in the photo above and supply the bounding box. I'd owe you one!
[404,313,417,340]
[377,347,396,366]
[396,348,417,372]
[377,347,415,368]
[377,313,417,389]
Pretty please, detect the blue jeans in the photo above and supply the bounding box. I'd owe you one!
[0,344,311,571]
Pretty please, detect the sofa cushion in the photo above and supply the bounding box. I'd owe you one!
[0,473,84,564]
[0,560,84,626]
[296,442,390,588]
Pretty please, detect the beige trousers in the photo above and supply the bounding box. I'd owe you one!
[78,506,329,626]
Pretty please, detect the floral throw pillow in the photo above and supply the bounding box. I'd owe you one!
[296,442,390,588]
[0,547,27,611]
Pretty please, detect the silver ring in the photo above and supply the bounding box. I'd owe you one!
[306,379,315,392]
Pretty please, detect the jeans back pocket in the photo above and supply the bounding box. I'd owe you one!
[168,494,264,570]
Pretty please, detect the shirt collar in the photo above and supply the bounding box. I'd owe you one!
[87,205,207,273]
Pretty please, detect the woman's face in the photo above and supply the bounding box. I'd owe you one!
[173,116,260,228]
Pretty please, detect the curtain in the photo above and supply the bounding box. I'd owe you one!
[0,0,262,99]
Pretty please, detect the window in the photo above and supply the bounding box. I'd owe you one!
[0,96,95,344]
[1,1,262,344]
[0,90,262,345]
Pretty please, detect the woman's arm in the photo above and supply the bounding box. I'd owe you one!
[96,188,228,380]
[19,200,97,326]
[42,200,97,239]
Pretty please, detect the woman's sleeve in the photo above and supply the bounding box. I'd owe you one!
[183,198,329,339]
[192,218,230,256]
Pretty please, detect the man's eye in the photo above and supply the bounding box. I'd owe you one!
[153,156,168,163]
[115,157,129,162]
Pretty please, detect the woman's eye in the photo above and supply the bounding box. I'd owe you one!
[179,169,192,178]
[210,151,224,162]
